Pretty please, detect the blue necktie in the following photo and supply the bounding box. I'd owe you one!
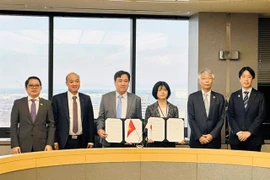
[116,95,123,118]
[243,91,249,110]
[30,99,36,122]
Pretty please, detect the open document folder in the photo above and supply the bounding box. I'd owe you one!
[146,117,184,142]
[105,118,142,143]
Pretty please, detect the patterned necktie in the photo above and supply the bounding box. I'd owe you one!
[72,96,78,134]
[116,95,123,118]
[30,99,36,122]
[204,93,210,117]
[243,91,249,110]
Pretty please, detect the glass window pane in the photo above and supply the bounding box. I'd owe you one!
[53,18,131,118]
[0,15,49,127]
[136,19,189,126]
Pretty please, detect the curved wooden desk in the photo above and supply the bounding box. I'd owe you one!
[1,148,270,180]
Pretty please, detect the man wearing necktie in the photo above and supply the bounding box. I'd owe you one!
[96,70,142,147]
[10,76,55,153]
[52,72,95,149]
[228,66,266,151]
[188,68,225,149]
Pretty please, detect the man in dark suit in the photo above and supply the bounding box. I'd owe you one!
[188,68,225,149]
[10,76,55,153]
[96,70,142,147]
[228,66,266,151]
[52,72,95,149]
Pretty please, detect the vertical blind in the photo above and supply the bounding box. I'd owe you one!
[258,18,270,84]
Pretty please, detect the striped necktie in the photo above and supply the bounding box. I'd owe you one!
[243,91,249,110]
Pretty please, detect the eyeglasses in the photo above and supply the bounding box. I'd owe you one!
[28,84,41,88]
[201,77,213,81]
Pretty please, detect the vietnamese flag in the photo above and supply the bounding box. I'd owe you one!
[127,119,136,137]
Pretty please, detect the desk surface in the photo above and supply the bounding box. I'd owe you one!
[1,148,270,174]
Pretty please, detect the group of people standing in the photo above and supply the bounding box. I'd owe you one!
[10,66,266,153]
[188,66,265,152]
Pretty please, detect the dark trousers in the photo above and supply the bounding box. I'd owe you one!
[230,143,261,152]
[64,135,84,149]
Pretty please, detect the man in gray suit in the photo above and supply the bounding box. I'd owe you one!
[10,76,55,153]
[96,70,142,147]
[188,69,225,149]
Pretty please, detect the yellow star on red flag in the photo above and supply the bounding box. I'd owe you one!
[127,119,136,137]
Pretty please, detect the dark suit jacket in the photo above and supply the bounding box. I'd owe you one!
[144,101,179,127]
[188,90,225,148]
[52,92,94,149]
[10,97,55,153]
[228,88,266,146]
[96,91,142,131]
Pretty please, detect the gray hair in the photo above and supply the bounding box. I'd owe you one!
[198,68,215,80]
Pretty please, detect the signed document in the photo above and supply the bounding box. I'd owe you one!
[125,119,142,143]
[105,118,122,143]
[147,117,184,142]
[167,118,184,142]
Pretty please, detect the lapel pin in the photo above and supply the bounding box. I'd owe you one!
[213,96,216,99]
[40,103,43,106]
[238,95,240,97]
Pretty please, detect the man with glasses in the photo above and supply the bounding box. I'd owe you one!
[188,68,225,149]
[10,76,55,153]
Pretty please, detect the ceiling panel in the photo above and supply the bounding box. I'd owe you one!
[1,0,270,16]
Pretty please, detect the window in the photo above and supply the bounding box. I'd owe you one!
[136,19,189,126]
[0,15,48,127]
[53,17,131,118]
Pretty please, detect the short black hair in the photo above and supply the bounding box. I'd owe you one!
[114,70,130,82]
[238,66,255,79]
[25,76,42,87]
[152,81,171,100]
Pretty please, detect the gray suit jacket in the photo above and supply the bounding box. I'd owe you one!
[10,97,55,153]
[188,90,225,148]
[96,91,142,131]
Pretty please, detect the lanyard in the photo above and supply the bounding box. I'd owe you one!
[158,104,168,117]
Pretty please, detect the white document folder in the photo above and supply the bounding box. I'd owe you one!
[147,117,184,142]
[105,118,142,143]
[105,118,122,143]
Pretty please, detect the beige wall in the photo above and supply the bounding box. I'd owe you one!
[189,12,258,143]
[191,12,258,96]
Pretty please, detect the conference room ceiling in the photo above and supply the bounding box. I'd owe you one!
[1,0,270,16]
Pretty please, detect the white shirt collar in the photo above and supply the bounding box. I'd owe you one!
[67,91,79,99]
[27,96,39,101]
[201,90,211,96]
[116,91,127,99]
[242,88,252,94]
